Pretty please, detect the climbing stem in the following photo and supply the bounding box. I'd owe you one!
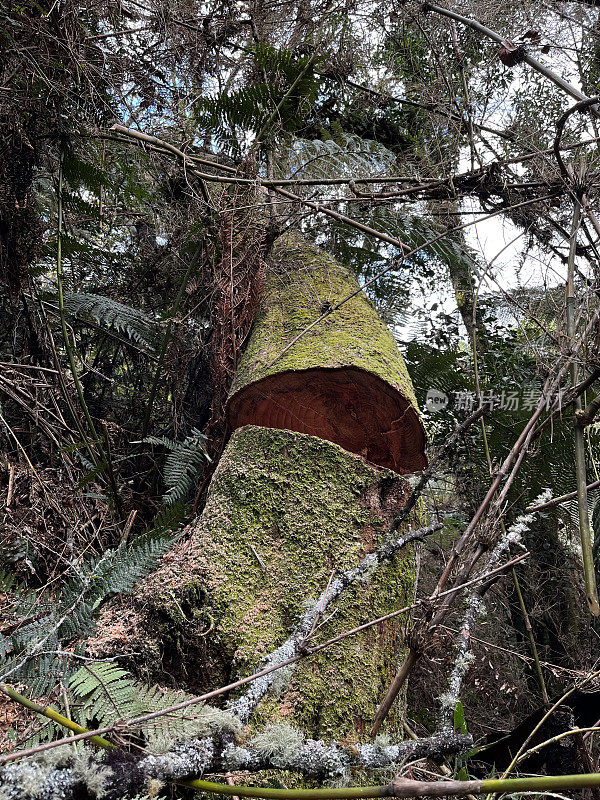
[511,566,548,704]
[101,421,124,518]
[473,323,548,704]
[7,680,600,799]
[183,782,390,799]
[30,281,95,465]
[56,155,122,515]
[482,773,600,795]
[182,774,600,798]
[567,198,600,616]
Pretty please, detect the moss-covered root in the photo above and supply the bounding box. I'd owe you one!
[144,425,420,741]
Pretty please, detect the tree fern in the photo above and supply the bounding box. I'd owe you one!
[62,292,158,350]
[144,428,210,505]
[196,44,321,151]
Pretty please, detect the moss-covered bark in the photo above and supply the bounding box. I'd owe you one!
[229,237,417,401]
[96,238,426,753]
[143,425,420,741]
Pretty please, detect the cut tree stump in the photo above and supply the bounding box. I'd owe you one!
[94,238,427,743]
[142,424,421,740]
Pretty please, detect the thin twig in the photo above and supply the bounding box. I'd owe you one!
[422,3,598,109]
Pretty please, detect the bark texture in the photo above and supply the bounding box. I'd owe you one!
[143,425,421,740]
[90,239,427,750]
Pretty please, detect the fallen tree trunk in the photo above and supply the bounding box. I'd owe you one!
[227,236,426,474]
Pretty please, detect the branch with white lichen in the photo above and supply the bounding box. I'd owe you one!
[0,553,528,772]
[0,730,473,800]
[438,493,551,730]
[228,523,440,723]
[0,523,445,800]
[9,733,600,800]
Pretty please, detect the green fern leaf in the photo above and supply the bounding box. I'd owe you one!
[283,133,397,181]
[144,428,209,505]
[196,44,321,151]
[69,661,241,745]
[62,292,158,350]
[0,527,179,696]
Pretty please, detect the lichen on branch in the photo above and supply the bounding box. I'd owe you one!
[0,731,473,800]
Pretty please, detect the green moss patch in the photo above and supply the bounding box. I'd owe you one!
[230,238,418,405]
[173,425,421,740]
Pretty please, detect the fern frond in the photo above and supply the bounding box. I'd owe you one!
[196,45,321,149]
[283,133,397,181]
[0,569,39,618]
[57,527,181,636]
[61,152,113,194]
[144,428,209,505]
[0,526,179,695]
[2,626,68,697]
[254,42,313,82]
[145,502,187,534]
[62,292,158,350]
[69,661,188,738]
[18,717,57,750]
[70,662,139,723]
[69,661,241,746]
[198,84,278,139]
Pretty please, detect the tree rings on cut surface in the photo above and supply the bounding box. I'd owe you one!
[228,366,425,473]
